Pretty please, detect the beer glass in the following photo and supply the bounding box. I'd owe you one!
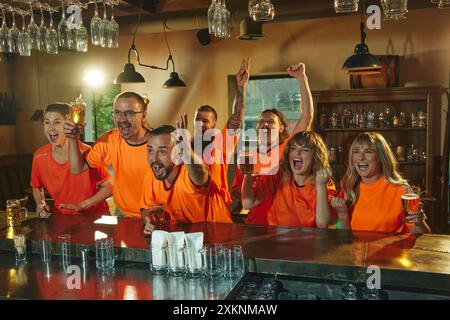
[6,199,21,227]
[223,245,245,279]
[149,204,170,230]
[96,237,115,272]
[401,193,421,224]
[201,244,225,279]
[238,149,256,175]
[70,95,86,128]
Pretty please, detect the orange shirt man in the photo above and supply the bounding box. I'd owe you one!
[65,92,151,218]
[141,122,232,235]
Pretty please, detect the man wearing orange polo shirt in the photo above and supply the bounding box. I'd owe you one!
[141,115,232,235]
[64,91,151,218]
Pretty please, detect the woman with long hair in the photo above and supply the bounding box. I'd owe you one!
[241,131,335,228]
[231,63,314,225]
[331,132,430,234]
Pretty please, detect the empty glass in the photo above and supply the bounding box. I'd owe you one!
[381,0,408,20]
[75,9,88,52]
[90,0,102,45]
[95,237,115,272]
[248,0,275,22]
[14,234,27,263]
[107,3,119,48]
[18,10,31,56]
[201,244,225,278]
[8,8,19,53]
[58,234,71,270]
[45,8,58,54]
[27,2,39,50]
[149,241,168,275]
[37,5,47,52]
[167,244,185,277]
[58,1,71,48]
[0,7,9,52]
[223,245,245,279]
[334,0,359,13]
[100,0,109,47]
[184,247,203,278]
[40,238,52,263]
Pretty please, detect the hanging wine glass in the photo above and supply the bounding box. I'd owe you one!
[18,9,31,56]
[27,1,39,50]
[100,0,109,48]
[248,0,275,22]
[37,2,48,52]
[58,0,70,48]
[45,5,58,54]
[90,0,102,45]
[75,2,88,52]
[0,6,9,52]
[8,7,19,53]
[107,1,119,48]
[207,0,218,35]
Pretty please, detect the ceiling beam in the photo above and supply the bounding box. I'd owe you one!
[121,0,158,13]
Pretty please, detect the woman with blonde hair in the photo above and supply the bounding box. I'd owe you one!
[241,131,336,228]
[331,132,430,234]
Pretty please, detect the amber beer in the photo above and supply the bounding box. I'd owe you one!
[149,204,170,230]
[6,199,21,227]
[238,151,255,175]
[70,95,86,128]
[401,193,420,223]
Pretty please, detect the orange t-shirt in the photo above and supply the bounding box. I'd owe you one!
[201,125,240,205]
[259,172,336,228]
[233,139,289,225]
[349,177,409,233]
[85,129,149,218]
[30,143,109,216]
[140,165,232,224]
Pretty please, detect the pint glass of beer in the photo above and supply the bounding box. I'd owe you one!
[401,193,421,223]
[149,204,170,230]
[6,199,21,227]
[70,95,86,128]
[238,150,256,175]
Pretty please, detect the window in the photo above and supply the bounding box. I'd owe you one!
[241,74,301,141]
[82,85,121,142]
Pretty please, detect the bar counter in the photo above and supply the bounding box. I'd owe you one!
[1,214,450,299]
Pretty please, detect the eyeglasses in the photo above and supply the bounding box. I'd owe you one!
[112,111,143,119]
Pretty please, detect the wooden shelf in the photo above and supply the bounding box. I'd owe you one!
[318,127,427,132]
[329,161,426,166]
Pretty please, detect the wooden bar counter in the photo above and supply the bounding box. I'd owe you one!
[0,214,450,299]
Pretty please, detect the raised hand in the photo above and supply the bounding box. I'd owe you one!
[286,62,306,80]
[172,113,193,164]
[64,114,83,140]
[315,167,332,186]
[236,58,250,92]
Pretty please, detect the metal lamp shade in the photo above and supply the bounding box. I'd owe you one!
[114,63,145,84]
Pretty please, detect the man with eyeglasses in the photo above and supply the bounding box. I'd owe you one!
[231,63,314,225]
[64,91,151,218]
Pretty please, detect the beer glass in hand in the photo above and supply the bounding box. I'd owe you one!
[401,193,422,225]
[238,150,256,175]
[70,95,86,129]
[149,204,170,230]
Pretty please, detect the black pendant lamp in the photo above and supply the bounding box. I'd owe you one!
[113,0,186,88]
[342,0,381,75]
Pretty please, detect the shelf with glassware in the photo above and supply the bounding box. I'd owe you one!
[312,86,443,230]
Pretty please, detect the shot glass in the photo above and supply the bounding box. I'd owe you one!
[201,244,225,279]
[95,237,115,272]
[58,234,71,269]
[167,244,185,277]
[40,238,52,263]
[149,242,168,275]
[13,234,27,262]
[183,247,203,278]
[223,245,245,279]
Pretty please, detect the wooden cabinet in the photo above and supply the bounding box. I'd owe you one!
[312,87,443,230]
